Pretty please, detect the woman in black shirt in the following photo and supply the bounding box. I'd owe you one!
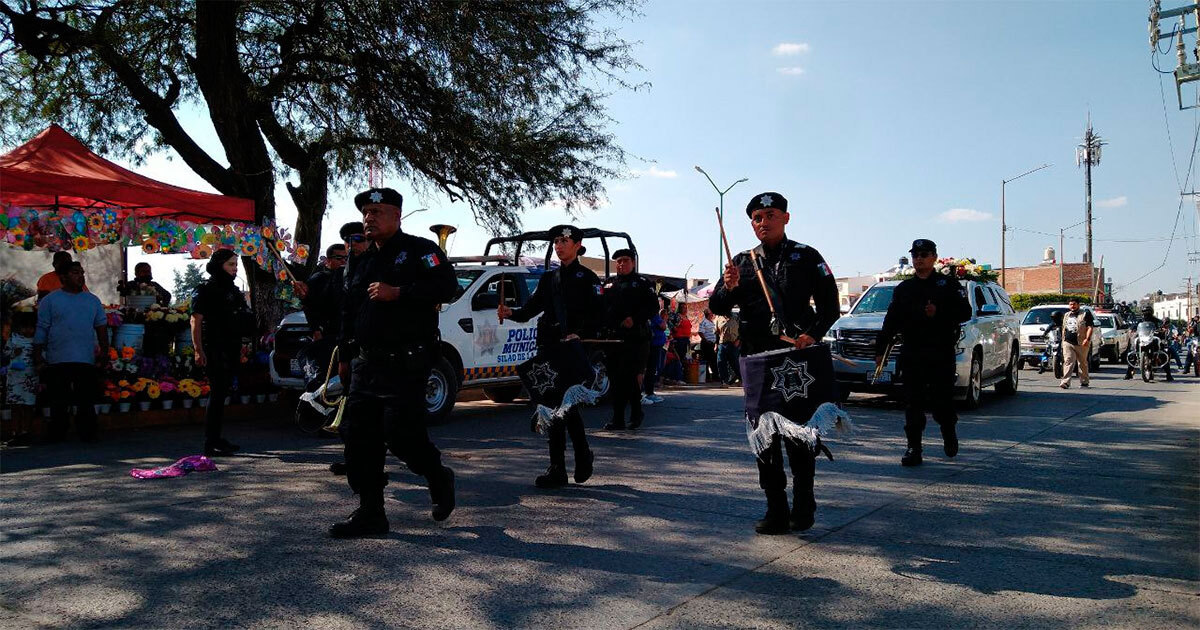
[190,249,251,456]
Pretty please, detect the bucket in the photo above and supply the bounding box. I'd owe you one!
[113,324,145,355]
[684,359,700,385]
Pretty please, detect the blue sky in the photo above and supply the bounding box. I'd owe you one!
[109,0,1197,302]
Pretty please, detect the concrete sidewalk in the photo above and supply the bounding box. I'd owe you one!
[2,368,1197,628]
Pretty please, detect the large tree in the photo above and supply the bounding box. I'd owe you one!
[0,0,639,325]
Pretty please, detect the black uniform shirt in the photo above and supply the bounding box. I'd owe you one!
[303,267,345,338]
[709,237,840,355]
[876,274,973,355]
[191,274,251,349]
[602,272,658,341]
[508,258,602,348]
[340,231,457,354]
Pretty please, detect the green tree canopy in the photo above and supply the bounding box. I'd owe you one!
[1,0,640,322]
[172,262,205,304]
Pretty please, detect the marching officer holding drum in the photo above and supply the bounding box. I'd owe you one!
[874,239,972,467]
[709,192,841,534]
[330,187,458,538]
[602,248,659,430]
[498,225,602,488]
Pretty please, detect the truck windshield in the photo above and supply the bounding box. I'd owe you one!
[1095,315,1115,328]
[454,270,483,300]
[851,286,896,314]
[1023,308,1066,325]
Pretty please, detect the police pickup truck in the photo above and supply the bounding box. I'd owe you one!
[269,227,635,422]
[823,278,1021,408]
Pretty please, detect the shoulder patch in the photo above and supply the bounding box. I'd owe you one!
[817,262,833,277]
[420,252,443,268]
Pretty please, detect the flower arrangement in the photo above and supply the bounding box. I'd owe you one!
[891,256,999,283]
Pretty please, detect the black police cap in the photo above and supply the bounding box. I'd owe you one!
[548,224,583,242]
[611,248,636,260]
[353,187,404,211]
[745,192,788,217]
[909,238,937,253]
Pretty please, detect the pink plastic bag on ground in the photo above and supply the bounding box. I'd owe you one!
[130,455,218,479]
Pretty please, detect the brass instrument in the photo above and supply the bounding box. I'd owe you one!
[429,224,457,251]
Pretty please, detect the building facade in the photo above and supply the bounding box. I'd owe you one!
[1000,261,1105,298]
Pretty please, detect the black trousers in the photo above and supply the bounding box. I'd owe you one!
[700,338,718,378]
[44,362,99,441]
[756,436,817,514]
[900,350,957,447]
[610,340,649,420]
[203,343,240,443]
[342,353,443,504]
[548,408,589,467]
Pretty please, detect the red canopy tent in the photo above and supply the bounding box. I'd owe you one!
[0,124,254,223]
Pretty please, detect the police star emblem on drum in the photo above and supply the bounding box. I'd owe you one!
[526,361,559,395]
[770,357,816,401]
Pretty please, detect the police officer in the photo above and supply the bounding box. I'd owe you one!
[874,239,972,467]
[330,188,457,538]
[602,248,658,430]
[709,192,841,534]
[497,225,602,488]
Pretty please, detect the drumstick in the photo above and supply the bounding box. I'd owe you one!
[498,273,506,323]
[715,207,735,268]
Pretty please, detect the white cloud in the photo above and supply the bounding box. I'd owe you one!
[1097,196,1127,208]
[938,208,993,223]
[772,43,810,55]
[776,67,806,76]
[630,166,678,179]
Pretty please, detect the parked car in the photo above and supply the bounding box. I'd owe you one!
[1017,304,1101,371]
[824,278,1021,408]
[1093,310,1131,364]
[269,228,634,422]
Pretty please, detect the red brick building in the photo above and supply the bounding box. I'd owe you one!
[1000,261,1105,297]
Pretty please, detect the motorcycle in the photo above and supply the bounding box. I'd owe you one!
[1126,322,1170,382]
[1038,326,1064,379]
[1185,336,1200,377]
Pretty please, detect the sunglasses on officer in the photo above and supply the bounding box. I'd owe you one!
[345,234,367,243]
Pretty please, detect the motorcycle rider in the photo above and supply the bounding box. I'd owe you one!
[1124,307,1174,382]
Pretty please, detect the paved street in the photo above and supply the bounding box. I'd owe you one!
[2,367,1197,629]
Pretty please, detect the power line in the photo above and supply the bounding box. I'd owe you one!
[1008,226,1196,243]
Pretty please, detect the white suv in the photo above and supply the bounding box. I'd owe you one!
[269,228,635,422]
[825,279,1021,408]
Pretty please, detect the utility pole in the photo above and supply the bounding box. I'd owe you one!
[1076,116,1104,266]
[1000,163,1052,290]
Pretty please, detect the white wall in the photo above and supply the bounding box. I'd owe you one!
[0,244,123,305]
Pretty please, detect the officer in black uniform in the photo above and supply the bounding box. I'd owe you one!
[602,248,658,430]
[330,187,458,538]
[874,239,973,467]
[709,192,841,534]
[498,225,602,488]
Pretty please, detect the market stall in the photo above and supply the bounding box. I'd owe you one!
[1,125,307,438]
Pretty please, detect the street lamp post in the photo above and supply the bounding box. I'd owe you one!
[694,166,748,278]
[1001,163,1052,290]
[401,206,429,221]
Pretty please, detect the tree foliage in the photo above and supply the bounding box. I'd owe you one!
[1,0,641,323]
[172,262,205,303]
[1009,293,1092,312]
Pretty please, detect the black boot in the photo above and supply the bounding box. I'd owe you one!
[535,464,568,488]
[628,404,644,430]
[755,492,790,535]
[329,462,348,475]
[901,446,923,467]
[604,407,625,430]
[204,438,240,456]
[941,424,958,457]
[329,496,388,539]
[574,450,594,484]
[429,466,455,522]
[790,492,816,532]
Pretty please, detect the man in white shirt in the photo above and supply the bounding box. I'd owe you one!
[698,308,718,381]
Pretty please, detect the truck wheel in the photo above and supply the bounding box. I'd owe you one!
[426,357,458,425]
[963,352,983,409]
[483,384,524,404]
[996,347,1019,395]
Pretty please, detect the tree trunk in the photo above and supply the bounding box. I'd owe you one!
[287,158,330,276]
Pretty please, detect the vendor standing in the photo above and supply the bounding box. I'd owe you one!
[33,262,108,442]
[117,262,172,306]
[190,249,249,457]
